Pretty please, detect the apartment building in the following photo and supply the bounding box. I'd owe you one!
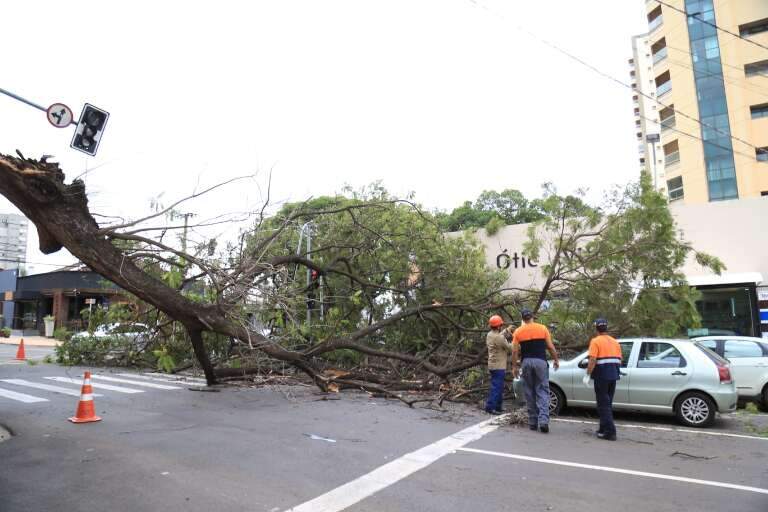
[630,0,768,203]
[0,213,28,270]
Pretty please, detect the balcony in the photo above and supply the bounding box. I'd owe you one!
[660,115,676,131]
[652,47,668,65]
[656,81,672,97]
[649,15,664,33]
[664,151,680,166]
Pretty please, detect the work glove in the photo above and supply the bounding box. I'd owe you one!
[582,373,593,387]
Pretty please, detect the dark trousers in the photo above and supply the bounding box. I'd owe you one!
[485,369,505,412]
[594,379,617,436]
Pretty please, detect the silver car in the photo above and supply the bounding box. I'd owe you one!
[693,336,768,411]
[515,338,738,428]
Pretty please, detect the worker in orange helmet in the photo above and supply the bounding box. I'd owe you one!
[485,314,512,415]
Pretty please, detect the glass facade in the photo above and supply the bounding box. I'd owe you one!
[685,0,738,201]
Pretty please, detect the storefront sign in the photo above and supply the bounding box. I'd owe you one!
[496,249,537,270]
[759,289,768,302]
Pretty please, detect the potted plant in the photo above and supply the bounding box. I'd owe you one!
[44,315,56,337]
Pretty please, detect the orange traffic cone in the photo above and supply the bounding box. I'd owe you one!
[14,339,26,361]
[68,371,102,424]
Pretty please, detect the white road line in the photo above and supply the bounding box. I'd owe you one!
[88,375,181,390]
[0,379,103,397]
[44,377,144,394]
[287,415,507,512]
[0,387,49,403]
[552,418,768,441]
[457,447,768,495]
[115,373,206,385]
[144,372,207,384]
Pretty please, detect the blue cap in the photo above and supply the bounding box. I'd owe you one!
[594,318,608,329]
[521,308,533,320]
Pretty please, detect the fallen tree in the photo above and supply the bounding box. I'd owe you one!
[0,154,515,395]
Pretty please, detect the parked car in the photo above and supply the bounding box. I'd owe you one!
[71,323,152,346]
[693,336,768,412]
[514,338,737,427]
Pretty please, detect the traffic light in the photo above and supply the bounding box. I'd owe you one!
[70,104,109,156]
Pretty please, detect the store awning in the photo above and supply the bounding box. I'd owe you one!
[687,272,763,287]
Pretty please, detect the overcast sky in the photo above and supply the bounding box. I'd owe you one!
[0,0,648,274]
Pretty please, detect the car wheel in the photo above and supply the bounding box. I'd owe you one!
[759,386,768,413]
[675,391,716,428]
[549,386,565,416]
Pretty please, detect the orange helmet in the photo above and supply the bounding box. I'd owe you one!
[488,315,504,328]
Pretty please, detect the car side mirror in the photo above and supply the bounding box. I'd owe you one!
[578,359,589,369]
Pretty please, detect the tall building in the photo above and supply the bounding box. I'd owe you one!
[629,0,768,203]
[0,214,29,270]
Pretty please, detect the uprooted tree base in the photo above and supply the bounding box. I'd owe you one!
[0,153,523,396]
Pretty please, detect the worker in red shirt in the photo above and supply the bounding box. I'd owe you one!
[586,318,622,441]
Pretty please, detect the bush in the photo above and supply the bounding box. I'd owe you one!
[0,327,11,338]
[53,327,73,342]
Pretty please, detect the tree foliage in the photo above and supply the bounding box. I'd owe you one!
[437,189,545,232]
[522,173,724,346]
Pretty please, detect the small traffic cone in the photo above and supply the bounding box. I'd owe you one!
[68,371,102,424]
[14,339,26,361]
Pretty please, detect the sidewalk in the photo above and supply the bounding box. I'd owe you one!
[0,335,60,348]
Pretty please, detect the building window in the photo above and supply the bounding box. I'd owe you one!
[648,6,663,32]
[751,103,768,120]
[655,71,672,97]
[757,147,768,162]
[739,17,768,38]
[667,176,684,201]
[651,38,668,64]
[745,59,768,78]
[663,140,680,166]
[659,105,676,131]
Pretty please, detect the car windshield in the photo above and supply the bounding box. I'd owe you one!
[108,324,148,334]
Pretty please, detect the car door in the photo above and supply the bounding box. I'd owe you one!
[723,340,766,396]
[626,341,691,410]
[571,341,634,406]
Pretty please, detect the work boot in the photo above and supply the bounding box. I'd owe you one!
[529,424,538,431]
[485,409,502,416]
[596,432,617,441]
[539,425,549,434]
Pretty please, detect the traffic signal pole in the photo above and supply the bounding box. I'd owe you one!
[0,86,76,126]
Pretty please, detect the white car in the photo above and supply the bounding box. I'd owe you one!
[693,336,768,411]
[72,323,151,346]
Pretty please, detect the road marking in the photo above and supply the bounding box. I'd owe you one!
[552,418,768,441]
[287,415,507,512]
[0,379,103,397]
[144,372,207,384]
[44,377,144,394]
[0,387,49,403]
[88,375,181,390]
[115,373,206,385]
[457,447,768,495]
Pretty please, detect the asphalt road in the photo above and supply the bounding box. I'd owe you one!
[1,363,767,512]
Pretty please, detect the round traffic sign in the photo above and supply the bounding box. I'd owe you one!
[46,103,74,128]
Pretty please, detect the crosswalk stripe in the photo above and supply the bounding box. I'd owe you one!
[115,373,192,384]
[89,375,181,390]
[44,377,144,394]
[148,373,208,386]
[0,379,103,397]
[0,387,49,403]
